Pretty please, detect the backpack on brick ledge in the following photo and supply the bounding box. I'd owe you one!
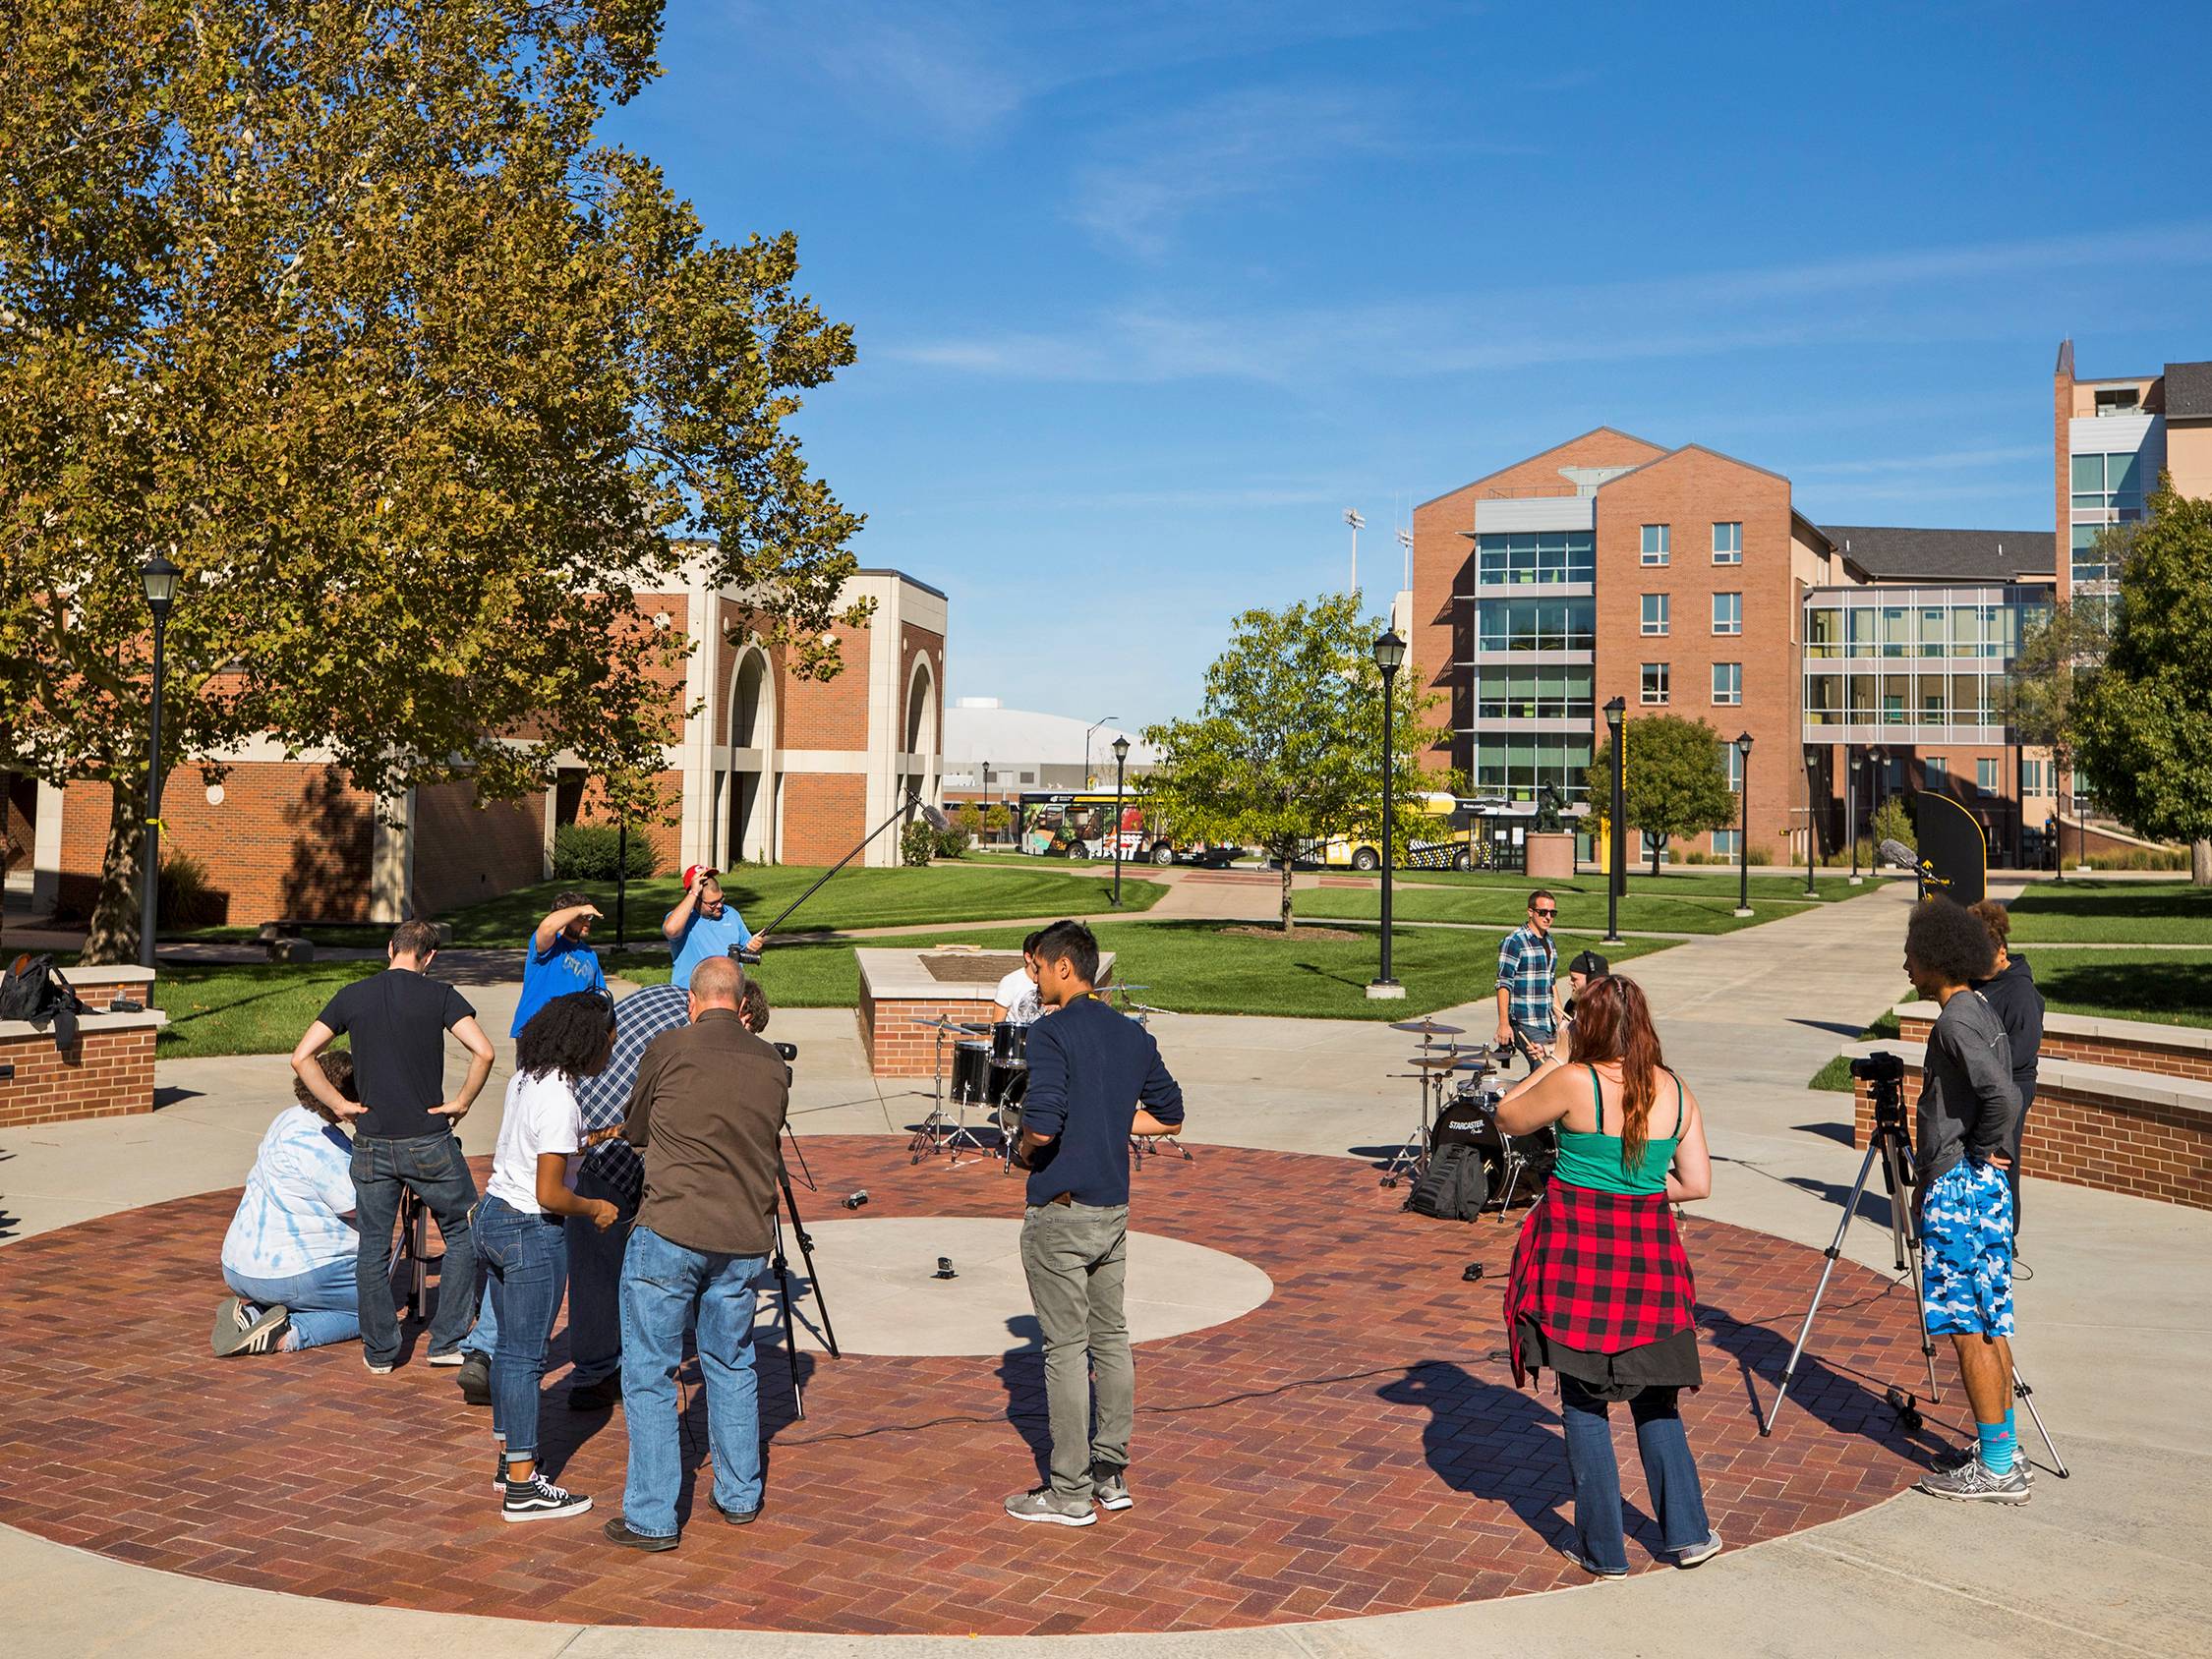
[0,953,89,1054]
[1404,1142,1487,1223]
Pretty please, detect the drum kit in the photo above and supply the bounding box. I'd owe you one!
[1383,1017,1556,1217]
[908,1013,1030,1167]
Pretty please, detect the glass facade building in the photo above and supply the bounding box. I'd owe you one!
[1460,526,1597,801]
[1800,585,2051,743]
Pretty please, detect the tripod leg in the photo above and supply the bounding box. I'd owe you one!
[1881,1132,1943,1405]
[2011,1367,2069,1478]
[781,1177,840,1360]
[768,1220,804,1420]
[1761,1137,1885,1436]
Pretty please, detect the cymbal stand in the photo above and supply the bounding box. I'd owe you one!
[1381,1039,1455,1189]
[908,1019,957,1164]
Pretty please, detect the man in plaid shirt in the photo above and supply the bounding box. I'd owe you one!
[1493,889,1560,1070]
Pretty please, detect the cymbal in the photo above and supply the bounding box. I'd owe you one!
[1453,1056,1499,1071]
[1391,1018,1465,1037]
[909,1015,986,1032]
[1410,1055,1466,1069]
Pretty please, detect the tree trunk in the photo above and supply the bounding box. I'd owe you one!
[1649,834,1661,879]
[82,782,150,966]
[1279,854,1294,932]
[2193,837,2211,887]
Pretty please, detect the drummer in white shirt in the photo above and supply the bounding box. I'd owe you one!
[991,930,1047,1026]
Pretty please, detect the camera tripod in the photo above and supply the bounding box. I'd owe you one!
[1760,1071,2068,1479]
[766,1168,841,1419]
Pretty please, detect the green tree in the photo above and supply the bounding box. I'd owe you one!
[2074,485,2212,885]
[1999,586,2114,835]
[983,802,1012,839]
[1139,595,1449,931]
[0,2,863,961]
[1587,715,1739,877]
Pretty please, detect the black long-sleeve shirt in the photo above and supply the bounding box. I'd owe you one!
[1020,995,1185,1207]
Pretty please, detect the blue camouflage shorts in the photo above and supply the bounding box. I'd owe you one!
[1919,1159,2014,1337]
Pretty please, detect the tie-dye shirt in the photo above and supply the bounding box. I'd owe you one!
[220,1107,359,1280]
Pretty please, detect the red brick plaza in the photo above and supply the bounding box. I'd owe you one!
[0,1139,1947,1635]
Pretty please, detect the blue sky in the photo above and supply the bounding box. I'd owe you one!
[604,1,2212,729]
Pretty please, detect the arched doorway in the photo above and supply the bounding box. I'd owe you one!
[901,658,937,825]
[728,645,776,865]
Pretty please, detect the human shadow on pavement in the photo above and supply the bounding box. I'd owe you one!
[1781,1172,1897,1230]
[996,1314,1053,1484]
[1375,1360,1602,1555]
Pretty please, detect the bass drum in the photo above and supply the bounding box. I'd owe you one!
[985,1057,1027,1109]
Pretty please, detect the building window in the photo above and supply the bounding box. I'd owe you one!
[1474,530,1595,587]
[1722,742,1743,792]
[1641,524,1670,565]
[1712,662,1742,705]
[2071,451,2146,519]
[2093,386,2140,414]
[1641,662,1670,705]
[1473,734,1596,802]
[1473,665,1596,721]
[1713,829,1742,857]
[1714,592,1742,635]
[1476,598,1597,653]
[1641,593,1669,636]
[1712,521,1742,563]
[1926,756,1948,786]
[1977,758,2000,793]
[2023,757,2047,795]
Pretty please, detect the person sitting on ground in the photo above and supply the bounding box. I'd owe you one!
[1903,897,2030,1506]
[213,1052,366,1357]
[662,866,766,992]
[476,990,621,1523]
[1495,973,1722,1576]
[991,931,1046,1025]
[511,890,607,1038]
[1967,897,2043,1254]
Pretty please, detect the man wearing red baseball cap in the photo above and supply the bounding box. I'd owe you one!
[661,865,764,991]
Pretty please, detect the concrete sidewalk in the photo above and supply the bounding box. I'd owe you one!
[2,880,2206,1656]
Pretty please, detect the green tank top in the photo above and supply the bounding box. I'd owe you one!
[1550,1064,1684,1195]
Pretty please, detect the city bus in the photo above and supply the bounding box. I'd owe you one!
[1013,791,1243,866]
[1298,794,1524,871]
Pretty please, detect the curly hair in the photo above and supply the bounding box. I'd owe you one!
[1967,897,2011,951]
[293,1049,357,1111]
[515,989,615,1082]
[1906,896,1997,990]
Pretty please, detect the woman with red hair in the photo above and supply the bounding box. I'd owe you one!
[1495,972,1721,1576]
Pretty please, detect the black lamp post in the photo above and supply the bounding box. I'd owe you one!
[1111,734,1130,907]
[1801,743,1820,898]
[138,554,181,969]
[1369,629,1407,996]
[615,816,629,947]
[1602,697,1626,944]
[1732,731,1755,917]
[1848,750,1863,885]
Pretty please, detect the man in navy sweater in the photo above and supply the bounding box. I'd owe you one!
[1003,920,1185,1526]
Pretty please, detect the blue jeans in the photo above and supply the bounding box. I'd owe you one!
[465,1167,630,1381]
[1558,1377,1713,1572]
[350,1131,480,1367]
[473,1195,568,1465]
[619,1226,768,1537]
[224,1257,360,1349]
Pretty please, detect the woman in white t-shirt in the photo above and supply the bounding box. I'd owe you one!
[990,931,1046,1025]
[212,1052,364,1357]
[474,990,619,1523]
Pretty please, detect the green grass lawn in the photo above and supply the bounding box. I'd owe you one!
[1295,871,1863,936]
[1389,868,1875,900]
[2000,880,2212,944]
[618,921,1675,1022]
[151,960,383,1059]
[173,860,1165,948]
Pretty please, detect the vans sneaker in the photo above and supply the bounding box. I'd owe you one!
[503,1473,593,1522]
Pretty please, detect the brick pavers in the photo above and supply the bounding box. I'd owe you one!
[0,1140,1947,1634]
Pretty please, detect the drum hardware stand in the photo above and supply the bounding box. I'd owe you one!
[766,1166,841,1419]
[906,1016,993,1166]
[394,1188,432,1321]
[1382,1045,1456,1189]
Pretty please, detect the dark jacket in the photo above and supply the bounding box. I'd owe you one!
[1971,954,2044,1097]
[621,1007,789,1257]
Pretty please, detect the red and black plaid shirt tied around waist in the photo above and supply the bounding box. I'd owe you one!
[1503,1179,1696,1387]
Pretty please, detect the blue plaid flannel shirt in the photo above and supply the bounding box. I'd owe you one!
[575,983,690,1207]
[1495,924,1557,1039]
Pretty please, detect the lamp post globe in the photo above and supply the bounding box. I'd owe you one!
[1111,734,1131,907]
[138,554,183,969]
[1732,731,1755,916]
[1602,696,1626,943]
[1368,630,1407,998]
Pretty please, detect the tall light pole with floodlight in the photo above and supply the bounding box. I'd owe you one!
[1367,629,1407,999]
[1602,696,1626,944]
[1111,735,1130,907]
[1083,715,1117,787]
[1344,508,1366,595]
[1732,731,1755,917]
[138,554,182,969]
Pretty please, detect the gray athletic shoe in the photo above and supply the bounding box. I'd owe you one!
[211,1297,289,1358]
[1004,1486,1096,1527]
[1918,1457,2030,1504]
[1091,1463,1132,1512]
[1675,1531,1723,1568]
[1937,1444,2035,1486]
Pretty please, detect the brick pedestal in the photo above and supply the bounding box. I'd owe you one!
[857,946,1116,1076]
[0,965,166,1128]
[1524,832,1576,880]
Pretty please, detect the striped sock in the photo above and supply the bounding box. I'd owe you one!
[1977,1418,2015,1475]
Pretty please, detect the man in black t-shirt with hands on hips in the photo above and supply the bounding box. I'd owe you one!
[291,919,496,1374]
[1003,920,1185,1527]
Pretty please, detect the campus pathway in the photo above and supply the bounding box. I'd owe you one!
[1,883,2206,1655]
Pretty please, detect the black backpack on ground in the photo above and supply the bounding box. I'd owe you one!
[1404,1142,1487,1223]
[1,953,88,1053]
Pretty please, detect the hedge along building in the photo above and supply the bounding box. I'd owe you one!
[19,558,946,928]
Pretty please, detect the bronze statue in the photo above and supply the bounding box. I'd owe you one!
[1534,783,1565,833]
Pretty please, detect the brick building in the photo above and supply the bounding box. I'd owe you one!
[12,560,946,928]
[1410,429,2060,866]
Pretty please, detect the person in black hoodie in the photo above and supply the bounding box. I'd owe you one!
[1968,899,2044,1247]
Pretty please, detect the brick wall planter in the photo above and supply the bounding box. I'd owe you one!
[1898,1001,2212,1085]
[0,966,167,1129]
[856,947,1116,1077]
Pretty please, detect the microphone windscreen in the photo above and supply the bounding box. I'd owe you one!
[1878,837,1919,870]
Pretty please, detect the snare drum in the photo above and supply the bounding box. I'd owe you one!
[990,1020,1029,1067]
[950,1040,991,1105]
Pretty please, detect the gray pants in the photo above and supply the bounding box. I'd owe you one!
[1019,1201,1133,1498]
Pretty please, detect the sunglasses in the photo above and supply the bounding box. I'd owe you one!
[1532,907,1556,917]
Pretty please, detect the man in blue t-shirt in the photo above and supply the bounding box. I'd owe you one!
[1003,920,1184,1528]
[510,890,609,1037]
[662,865,768,991]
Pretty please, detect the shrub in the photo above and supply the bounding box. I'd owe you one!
[1869,797,1915,855]
[1746,846,1772,866]
[900,821,939,867]
[553,822,658,882]
[2085,846,2187,871]
[157,850,228,929]
[934,825,967,859]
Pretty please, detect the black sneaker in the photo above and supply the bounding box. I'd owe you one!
[603,1516,679,1551]
[502,1473,592,1522]
[567,1373,623,1412]
[455,1351,491,1406]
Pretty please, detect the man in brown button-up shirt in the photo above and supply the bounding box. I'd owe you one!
[606,956,790,1551]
